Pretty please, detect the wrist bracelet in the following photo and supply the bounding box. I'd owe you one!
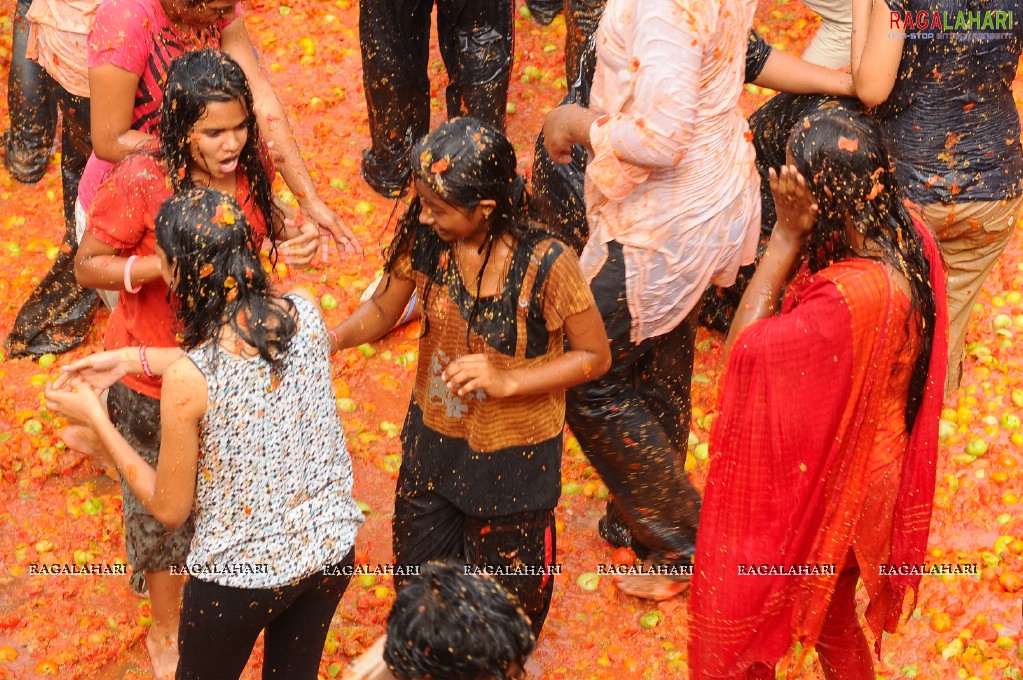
[139,345,155,379]
[124,255,142,294]
[327,329,340,354]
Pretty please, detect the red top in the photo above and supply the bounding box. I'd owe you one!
[87,153,270,399]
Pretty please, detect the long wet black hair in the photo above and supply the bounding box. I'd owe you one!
[155,187,296,366]
[383,117,540,343]
[159,49,281,263]
[383,562,536,680]
[788,110,936,431]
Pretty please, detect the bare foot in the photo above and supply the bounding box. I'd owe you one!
[613,574,689,601]
[145,627,179,680]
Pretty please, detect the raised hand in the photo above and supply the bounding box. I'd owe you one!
[768,164,818,243]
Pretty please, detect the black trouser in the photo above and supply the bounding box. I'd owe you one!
[566,241,702,565]
[359,0,513,179]
[176,550,355,680]
[4,0,57,182]
[392,490,556,638]
[5,86,98,357]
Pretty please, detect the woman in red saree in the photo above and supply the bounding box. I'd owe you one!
[689,110,948,678]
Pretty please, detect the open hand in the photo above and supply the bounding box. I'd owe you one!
[442,354,515,399]
[768,164,818,243]
[56,350,129,393]
[301,197,364,257]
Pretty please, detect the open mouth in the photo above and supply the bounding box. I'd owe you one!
[219,155,240,175]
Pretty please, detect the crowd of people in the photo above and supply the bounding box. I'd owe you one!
[2,0,1020,678]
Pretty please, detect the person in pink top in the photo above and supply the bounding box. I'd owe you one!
[542,0,760,600]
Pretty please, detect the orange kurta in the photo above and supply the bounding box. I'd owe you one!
[689,221,948,677]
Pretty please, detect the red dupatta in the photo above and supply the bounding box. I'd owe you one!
[688,219,948,678]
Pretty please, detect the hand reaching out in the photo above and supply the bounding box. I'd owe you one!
[56,350,130,393]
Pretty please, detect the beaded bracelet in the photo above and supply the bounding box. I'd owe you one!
[123,255,142,294]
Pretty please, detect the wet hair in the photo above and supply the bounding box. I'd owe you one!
[155,187,296,366]
[383,117,540,343]
[384,562,535,680]
[787,109,936,430]
[159,49,281,263]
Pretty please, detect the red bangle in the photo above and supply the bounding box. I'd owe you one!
[327,329,339,353]
[139,345,155,379]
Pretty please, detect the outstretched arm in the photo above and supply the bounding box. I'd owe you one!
[754,49,855,96]
[221,19,363,255]
[327,274,417,353]
[45,358,206,529]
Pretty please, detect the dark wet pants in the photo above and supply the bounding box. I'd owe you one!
[524,0,604,84]
[393,494,556,638]
[359,0,513,191]
[4,0,57,183]
[5,84,97,357]
[566,241,702,566]
[177,550,354,680]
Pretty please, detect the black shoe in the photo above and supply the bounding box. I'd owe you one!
[1,129,49,184]
[361,148,410,198]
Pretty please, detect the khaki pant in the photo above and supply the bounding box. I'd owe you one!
[922,194,1023,393]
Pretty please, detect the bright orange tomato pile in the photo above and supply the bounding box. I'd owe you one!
[0,1,1021,678]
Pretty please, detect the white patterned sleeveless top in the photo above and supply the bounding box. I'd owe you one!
[185,294,363,588]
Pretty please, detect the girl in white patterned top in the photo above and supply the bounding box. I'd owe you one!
[46,187,363,680]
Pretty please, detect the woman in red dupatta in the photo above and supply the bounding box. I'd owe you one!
[689,110,948,679]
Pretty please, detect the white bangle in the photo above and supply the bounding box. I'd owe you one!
[123,255,142,294]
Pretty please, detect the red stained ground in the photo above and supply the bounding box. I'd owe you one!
[0,1,1021,678]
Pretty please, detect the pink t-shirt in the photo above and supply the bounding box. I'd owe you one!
[78,0,238,209]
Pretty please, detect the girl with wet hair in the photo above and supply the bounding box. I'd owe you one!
[70,49,319,680]
[689,110,948,678]
[48,188,363,680]
[329,117,610,640]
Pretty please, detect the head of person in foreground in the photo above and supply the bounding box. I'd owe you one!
[384,562,536,680]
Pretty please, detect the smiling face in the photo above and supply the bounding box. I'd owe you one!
[188,99,248,183]
[414,180,495,248]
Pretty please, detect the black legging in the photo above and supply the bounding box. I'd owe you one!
[176,550,354,680]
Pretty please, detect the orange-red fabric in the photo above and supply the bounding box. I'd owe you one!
[87,154,270,399]
[688,220,948,678]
